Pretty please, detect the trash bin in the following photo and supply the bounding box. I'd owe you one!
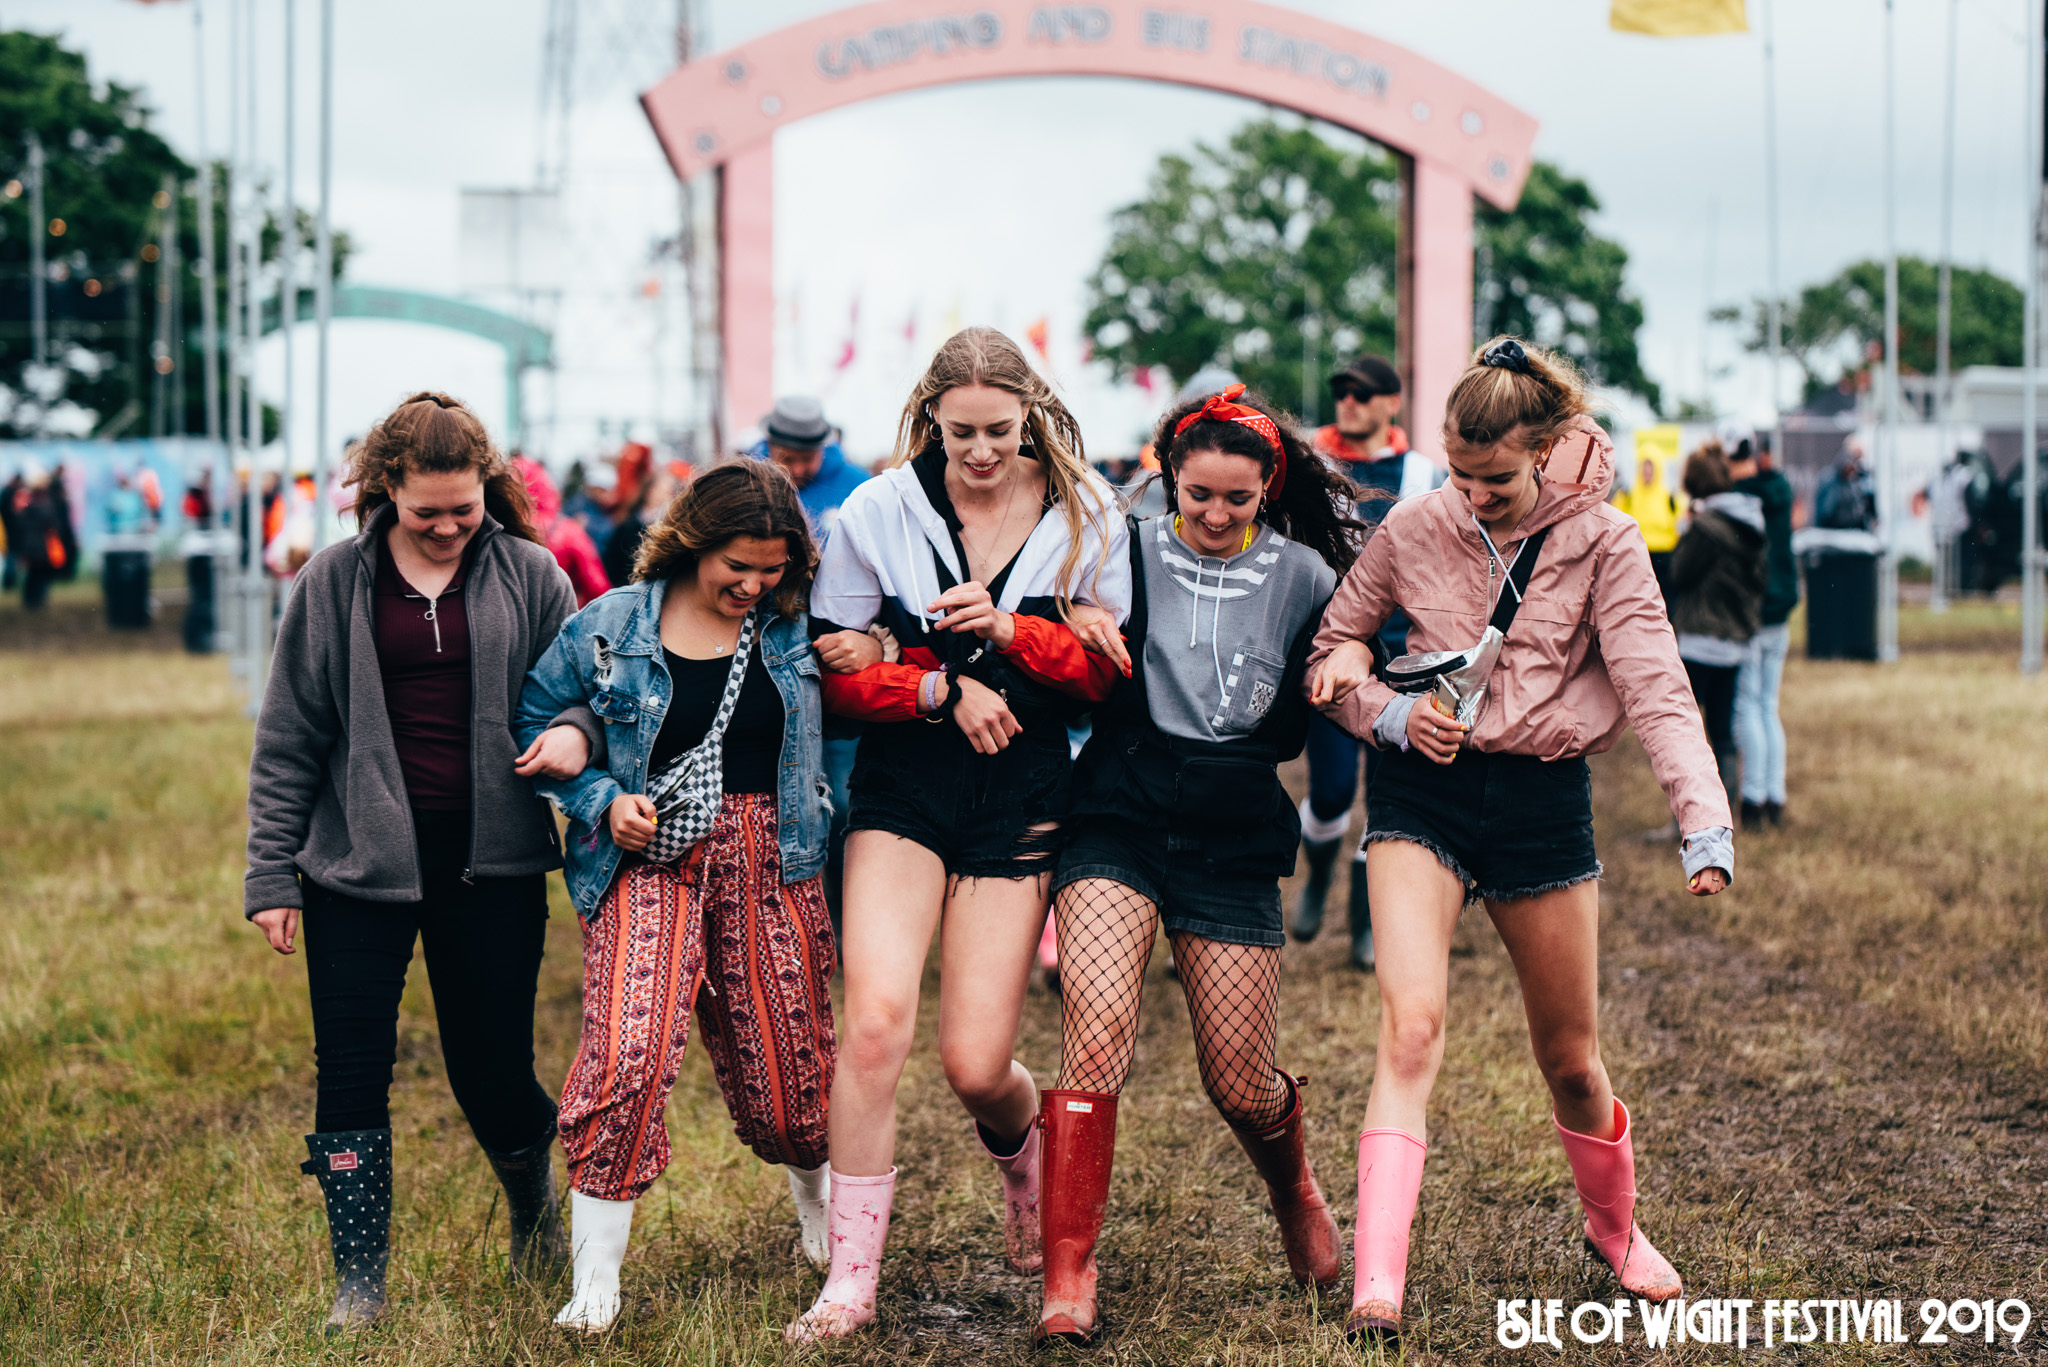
[179,530,230,653]
[1793,528,1882,661]
[100,534,154,630]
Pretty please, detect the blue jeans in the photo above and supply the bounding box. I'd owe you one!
[1732,623,1790,804]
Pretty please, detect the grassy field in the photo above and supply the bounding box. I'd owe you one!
[2,579,2045,1364]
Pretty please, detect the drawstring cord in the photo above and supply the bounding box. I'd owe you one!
[1185,551,1230,705]
[1473,514,1525,614]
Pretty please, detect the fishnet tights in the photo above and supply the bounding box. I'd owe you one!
[1053,878,1290,1131]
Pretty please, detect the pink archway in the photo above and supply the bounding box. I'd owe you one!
[640,0,1538,452]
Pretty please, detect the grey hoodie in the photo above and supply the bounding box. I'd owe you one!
[1137,516,1337,743]
[243,503,598,916]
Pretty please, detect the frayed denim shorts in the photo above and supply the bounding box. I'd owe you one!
[1365,745,1601,903]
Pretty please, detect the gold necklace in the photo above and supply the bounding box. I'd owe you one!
[958,470,1027,578]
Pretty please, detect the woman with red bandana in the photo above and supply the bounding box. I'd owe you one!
[1038,384,1365,1342]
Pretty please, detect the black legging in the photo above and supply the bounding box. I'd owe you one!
[1683,658,1740,756]
[301,808,556,1152]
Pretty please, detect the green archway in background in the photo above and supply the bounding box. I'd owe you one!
[262,286,553,441]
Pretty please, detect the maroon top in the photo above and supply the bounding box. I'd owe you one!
[374,536,474,811]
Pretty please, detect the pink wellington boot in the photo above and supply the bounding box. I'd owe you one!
[783,1168,897,1343]
[975,1120,1042,1273]
[1553,1100,1683,1302]
[1345,1128,1427,1343]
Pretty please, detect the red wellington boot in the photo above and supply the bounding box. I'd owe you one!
[1034,1089,1119,1344]
[1229,1075,1344,1289]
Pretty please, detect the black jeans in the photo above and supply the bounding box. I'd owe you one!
[301,808,556,1152]
[1683,659,1740,756]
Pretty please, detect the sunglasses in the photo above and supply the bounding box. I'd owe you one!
[1330,381,1389,404]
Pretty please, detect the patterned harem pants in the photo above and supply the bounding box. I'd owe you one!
[558,793,837,1201]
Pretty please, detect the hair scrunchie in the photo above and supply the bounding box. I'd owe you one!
[1479,338,1531,374]
[1172,382,1287,499]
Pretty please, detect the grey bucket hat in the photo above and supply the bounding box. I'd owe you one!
[763,396,831,450]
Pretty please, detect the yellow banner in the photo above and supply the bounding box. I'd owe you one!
[1610,0,1747,35]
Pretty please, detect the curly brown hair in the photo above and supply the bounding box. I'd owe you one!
[345,391,542,543]
[633,459,818,619]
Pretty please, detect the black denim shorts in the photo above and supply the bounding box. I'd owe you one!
[846,717,1070,881]
[1054,815,1284,949]
[1365,745,1602,903]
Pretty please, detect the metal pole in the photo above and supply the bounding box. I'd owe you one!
[27,134,46,376]
[226,0,248,675]
[154,177,178,437]
[280,0,297,497]
[1933,0,1959,611]
[1763,0,1783,455]
[244,0,269,713]
[1878,0,1900,664]
[194,0,221,449]
[312,0,335,550]
[2023,0,2045,675]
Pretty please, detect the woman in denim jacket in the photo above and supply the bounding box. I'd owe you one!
[514,461,837,1334]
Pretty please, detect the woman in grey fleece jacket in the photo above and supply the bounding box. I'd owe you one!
[243,393,601,1331]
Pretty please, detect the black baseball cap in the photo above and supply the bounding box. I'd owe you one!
[1329,355,1402,399]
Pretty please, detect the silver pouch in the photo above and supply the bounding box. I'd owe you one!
[1380,625,1504,731]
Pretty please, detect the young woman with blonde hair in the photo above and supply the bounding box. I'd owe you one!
[786,327,1130,1341]
[1309,338,1733,1343]
[244,392,600,1330]
[514,460,838,1334]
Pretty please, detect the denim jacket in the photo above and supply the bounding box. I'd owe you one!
[514,578,830,917]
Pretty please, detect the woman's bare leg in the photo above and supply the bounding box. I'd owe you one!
[1359,841,1469,1138]
[936,871,1053,1143]
[827,830,950,1176]
[1484,880,1615,1138]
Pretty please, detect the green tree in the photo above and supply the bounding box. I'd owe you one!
[1084,119,1398,426]
[1,31,189,437]
[1084,119,1659,428]
[1717,256,2022,402]
[1,31,349,439]
[1474,161,1660,412]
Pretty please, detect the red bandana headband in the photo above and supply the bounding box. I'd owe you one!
[1173,382,1288,499]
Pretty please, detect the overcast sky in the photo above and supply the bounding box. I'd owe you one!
[1,0,2033,464]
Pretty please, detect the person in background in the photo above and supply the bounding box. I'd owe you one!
[1727,429,1797,830]
[601,463,681,589]
[748,396,869,543]
[243,392,602,1332]
[1617,453,1681,604]
[102,469,156,629]
[1293,355,1441,970]
[11,465,66,610]
[514,455,612,607]
[1665,444,1767,823]
[1,470,22,590]
[181,475,220,654]
[1814,442,1877,531]
[749,397,872,925]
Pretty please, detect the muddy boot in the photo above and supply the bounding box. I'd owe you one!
[1228,1075,1342,1288]
[1036,1090,1119,1343]
[1554,1100,1683,1302]
[481,1121,570,1284]
[302,1129,393,1334]
[976,1119,1042,1274]
[1346,1127,1426,1344]
[1346,862,1375,971]
[1291,836,1341,943]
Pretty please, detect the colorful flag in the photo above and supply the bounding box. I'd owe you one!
[833,298,860,371]
[1026,316,1051,362]
[1610,0,1746,35]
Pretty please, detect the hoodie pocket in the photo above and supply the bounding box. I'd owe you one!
[1211,647,1286,738]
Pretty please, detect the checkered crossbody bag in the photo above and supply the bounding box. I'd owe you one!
[640,610,758,865]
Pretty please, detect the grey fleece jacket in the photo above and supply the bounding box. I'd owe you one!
[243,504,600,916]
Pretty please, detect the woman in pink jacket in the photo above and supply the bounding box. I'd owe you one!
[1308,337,1732,1344]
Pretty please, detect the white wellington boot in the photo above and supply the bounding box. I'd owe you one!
[554,1191,635,1334]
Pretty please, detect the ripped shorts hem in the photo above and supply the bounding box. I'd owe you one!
[1473,865,1604,904]
[1362,831,1472,889]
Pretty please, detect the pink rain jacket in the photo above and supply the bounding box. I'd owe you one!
[1306,416,1731,837]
